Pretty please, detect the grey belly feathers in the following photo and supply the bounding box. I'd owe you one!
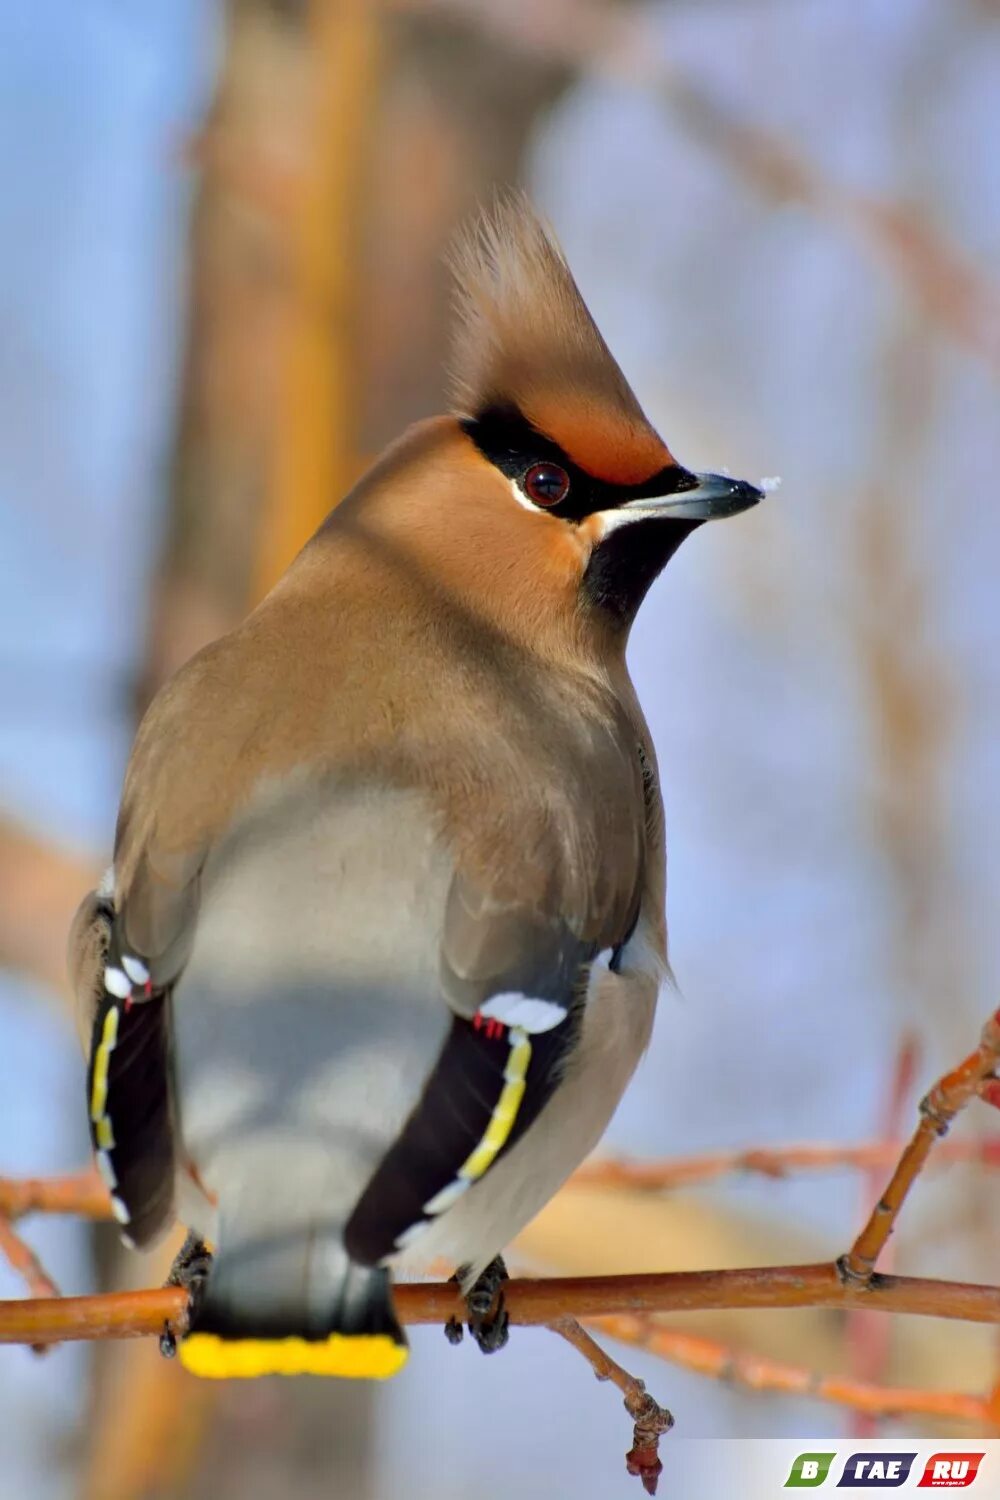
[173,786,450,1251]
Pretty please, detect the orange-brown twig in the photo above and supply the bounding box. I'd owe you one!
[550,1316,672,1495]
[842,1008,1000,1285]
[846,1035,920,1436]
[0,1213,61,1356]
[0,1170,109,1222]
[0,1217,60,1301]
[0,1170,109,1347]
[8,1264,1000,1351]
[9,1146,1000,1222]
[573,1137,1000,1193]
[591,1317,996,1430]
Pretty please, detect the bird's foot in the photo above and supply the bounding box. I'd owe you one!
[443,1254,510,1354]
[160,1231,213,1359]
[166,1230,214,1291]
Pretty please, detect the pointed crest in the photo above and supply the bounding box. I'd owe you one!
[447,196,674,485]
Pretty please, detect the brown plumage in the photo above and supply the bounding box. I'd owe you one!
[71,197,762,1378]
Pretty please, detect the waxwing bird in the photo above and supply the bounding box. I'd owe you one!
[71,198,762,1380]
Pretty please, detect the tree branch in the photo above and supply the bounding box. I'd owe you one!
[842,1006,1000,1284]
[6,1263,1000,1351]
[0,1170,109,1221]
[591,1316,997,1429]
[845,1035,920,1437]
[10,1133,1000,1233]
[550,1316,673,1495]
[572,1136,1000,1192]
[0,1217,60,1302]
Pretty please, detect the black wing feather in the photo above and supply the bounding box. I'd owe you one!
[344,1003,581,1266]
[86,922,175,1247]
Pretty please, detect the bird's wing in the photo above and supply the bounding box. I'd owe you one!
[76,636,259,1248]
[76,803,205,1249]
[73,886,176,1247]
[344,856,641,1266]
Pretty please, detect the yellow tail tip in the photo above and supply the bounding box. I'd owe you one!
[179,1331,408,1380]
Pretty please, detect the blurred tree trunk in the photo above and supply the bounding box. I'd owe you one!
[143,0,308,696]
[146,2,570,692]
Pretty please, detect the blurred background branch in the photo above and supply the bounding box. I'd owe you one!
[398,0,1000,378]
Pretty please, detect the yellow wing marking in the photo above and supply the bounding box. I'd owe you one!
[89,1004,119,1126]
[454,1026,532,1184]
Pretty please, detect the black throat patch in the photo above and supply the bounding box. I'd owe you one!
[582,514,700,624]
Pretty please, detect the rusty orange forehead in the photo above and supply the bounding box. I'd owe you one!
[521,390,675,487]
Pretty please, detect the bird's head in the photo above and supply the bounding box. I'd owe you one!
[328,199,763,650]
[445,199,762,632]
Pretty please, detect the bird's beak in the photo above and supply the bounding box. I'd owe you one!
[620,471,764,522]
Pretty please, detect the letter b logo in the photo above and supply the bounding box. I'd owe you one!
[787,1453,836,1487]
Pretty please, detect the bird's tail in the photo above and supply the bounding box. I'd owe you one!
[179,1231,408,1380]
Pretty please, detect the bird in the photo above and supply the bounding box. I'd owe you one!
[70,197,762,1381]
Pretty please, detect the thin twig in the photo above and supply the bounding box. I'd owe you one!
[572,1137,1000,1193]
[0,1214,61,1357]
[7,1145,1000,1223]
[8,1264,1000,1350]
[842,1007,1000,1284]
[590,1316,996,1429]
[0,1170,109,1222]
[846,1035,919,1436]
[550,1316,672,1495]
[0,1218,60,1300]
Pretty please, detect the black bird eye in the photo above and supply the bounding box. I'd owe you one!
[523,462,570,508]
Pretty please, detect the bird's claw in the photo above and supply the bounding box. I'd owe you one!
[165,1231,213,1293]
[161,1231,213,1360]
[443,1254,510,1355]
[443,1315,465,1345]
